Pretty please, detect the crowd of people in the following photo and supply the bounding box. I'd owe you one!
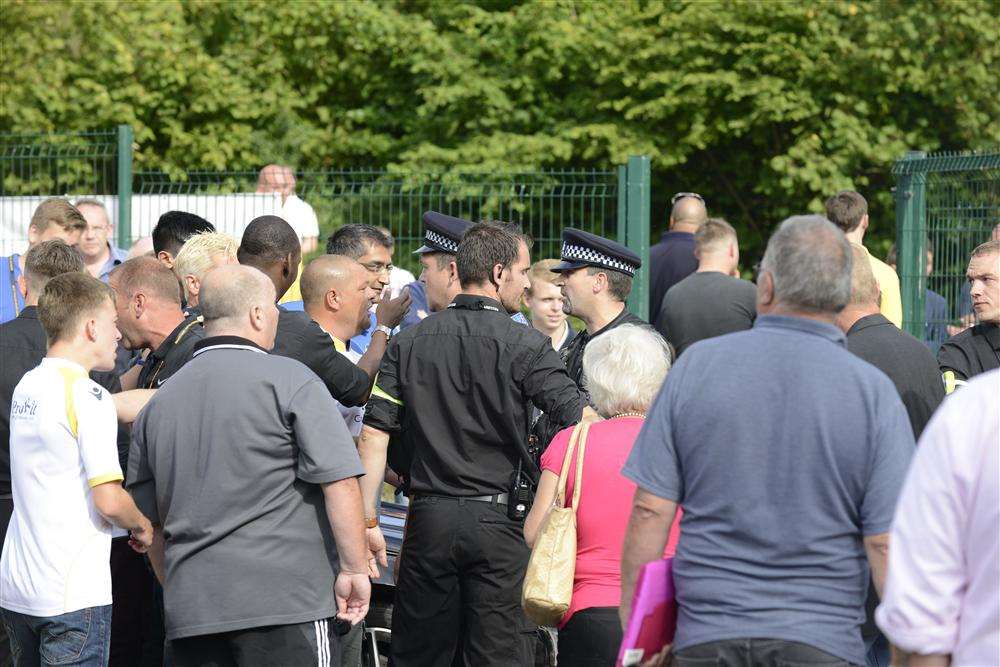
[0,184,997,667]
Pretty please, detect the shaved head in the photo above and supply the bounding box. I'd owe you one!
[671,196,708,228]
[300,254,363,308]
[201,265,275,325]
[847,244,880,307]
[109,256,182,305]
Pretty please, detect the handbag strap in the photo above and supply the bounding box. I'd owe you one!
[571,425,588,511]
[555,420,590,510]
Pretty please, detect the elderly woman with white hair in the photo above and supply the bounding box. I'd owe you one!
[525,324,681,666]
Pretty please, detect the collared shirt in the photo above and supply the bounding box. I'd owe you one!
[128,334,363,639]
[846,313,944,439]
[876,371,1000,664]
[364,294,584,496]
[938,322,1000,392]
[136,316,205,389]
[0,254,24,324]
[622,315,915,664]
[648,231,697,324]
[0,306,121,494]
[271,306,371,407]
[96,245,129,283]
[561,305,648,399]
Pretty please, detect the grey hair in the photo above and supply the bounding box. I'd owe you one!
[201,264,275,329]
[583,324,671,418]
[760,215,852,314]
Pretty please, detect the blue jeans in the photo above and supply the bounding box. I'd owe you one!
[1,605,112,666]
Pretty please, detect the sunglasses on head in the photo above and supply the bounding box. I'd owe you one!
[671,192,705,205]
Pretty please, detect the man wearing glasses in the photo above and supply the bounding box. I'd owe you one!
[74,199,128,283]
[648,192,707,324]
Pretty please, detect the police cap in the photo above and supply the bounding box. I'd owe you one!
[414,211,472,255]
[552,227,641,277]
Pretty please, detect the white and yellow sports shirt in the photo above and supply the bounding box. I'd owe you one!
[0,357,123,616]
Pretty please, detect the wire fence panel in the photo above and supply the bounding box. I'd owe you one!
[0,131,119,254]
[133,169,620,275]
[894,150,1000,350]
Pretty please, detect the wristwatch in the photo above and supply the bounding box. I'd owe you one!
[365,516,379,529]
[374,324,393,339]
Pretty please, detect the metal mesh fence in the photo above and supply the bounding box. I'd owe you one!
[895,150,1000,349]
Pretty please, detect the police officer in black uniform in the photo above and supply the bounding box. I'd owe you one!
[553,228,648,395]
[363,223,585,666]
[938,240,1000,392]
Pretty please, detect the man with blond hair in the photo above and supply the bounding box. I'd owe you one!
[825,190,902,328]
[524,259,575,351]
[172,231,239,315]
[1,198,88,323]
[656,218,756,356]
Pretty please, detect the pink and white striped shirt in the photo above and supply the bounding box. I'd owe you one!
[876,370,1000,664]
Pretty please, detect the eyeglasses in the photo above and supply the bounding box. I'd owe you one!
[359,261,393,275]
[671,192,705,205]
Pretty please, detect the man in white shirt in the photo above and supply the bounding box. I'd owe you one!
[876,370,999,666]
[1,272,153,665]
[257,164,320,254]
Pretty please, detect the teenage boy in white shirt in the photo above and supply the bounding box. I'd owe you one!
[1,272,153,666]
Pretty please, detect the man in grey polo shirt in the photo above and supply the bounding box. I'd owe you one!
[128,264,369,666]
[620,216,915,666]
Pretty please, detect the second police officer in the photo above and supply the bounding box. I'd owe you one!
[362,220,587,666]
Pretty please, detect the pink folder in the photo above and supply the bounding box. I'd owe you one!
[616,558,677,667]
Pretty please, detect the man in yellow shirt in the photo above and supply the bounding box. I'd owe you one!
[825,191,902,327]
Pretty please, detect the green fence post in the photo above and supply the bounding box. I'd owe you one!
[894,150,927,339]
[622,155,651,321]
[116,124,134,248]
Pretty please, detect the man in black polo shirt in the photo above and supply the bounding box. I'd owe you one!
[128,264,369,666]
[238,215,376,407]
[939,240,1000,393]
[554,227,649,397]
[109,256,204,391]
[363,223,585,666]
[835,244,944,665]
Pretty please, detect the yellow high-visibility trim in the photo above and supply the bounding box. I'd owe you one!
[57,366,85,439]
[332,337,347,353]
[942,370,966,395]
[371,384,403,406]
[88,473,124,488]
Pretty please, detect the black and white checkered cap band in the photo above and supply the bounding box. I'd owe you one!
[562,243,638,275]
[426,230,460,253]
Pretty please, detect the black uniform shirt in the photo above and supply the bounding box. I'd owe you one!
[938,322,1000,391]
[364,294,584,496]
[271,306,371,407]
[137,316,205,389]
[0,306,121,493]
[846,313,945,439]
[562,305,648,398]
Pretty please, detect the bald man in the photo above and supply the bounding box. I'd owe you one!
[257,164,320,254]
[649,193,708,323]
[128,264,370,665]
[835,245,944,664]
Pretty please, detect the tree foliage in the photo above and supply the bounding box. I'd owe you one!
[1,0,997,257]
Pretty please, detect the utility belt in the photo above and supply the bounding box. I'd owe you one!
[413,492,510,507]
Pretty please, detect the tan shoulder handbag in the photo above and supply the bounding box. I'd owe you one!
[522,420,590,627]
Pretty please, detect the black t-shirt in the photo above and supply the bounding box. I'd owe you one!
[846,313,945,440]
[0,307,121,493]
[271,306,371,407]
[655,271,757,357]
[938,322,1000,389]
[364,295,584,496]
[136,316,205,389]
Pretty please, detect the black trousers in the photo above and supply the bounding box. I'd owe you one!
[0,496,13,667]
[170,619,340,667]
[672,639,855,667]
[390,495,536,667]
[109,537,164,666]
[557,607,621,666]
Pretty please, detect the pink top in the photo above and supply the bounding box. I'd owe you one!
[875,371,999,664]
[541,417,682,627]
